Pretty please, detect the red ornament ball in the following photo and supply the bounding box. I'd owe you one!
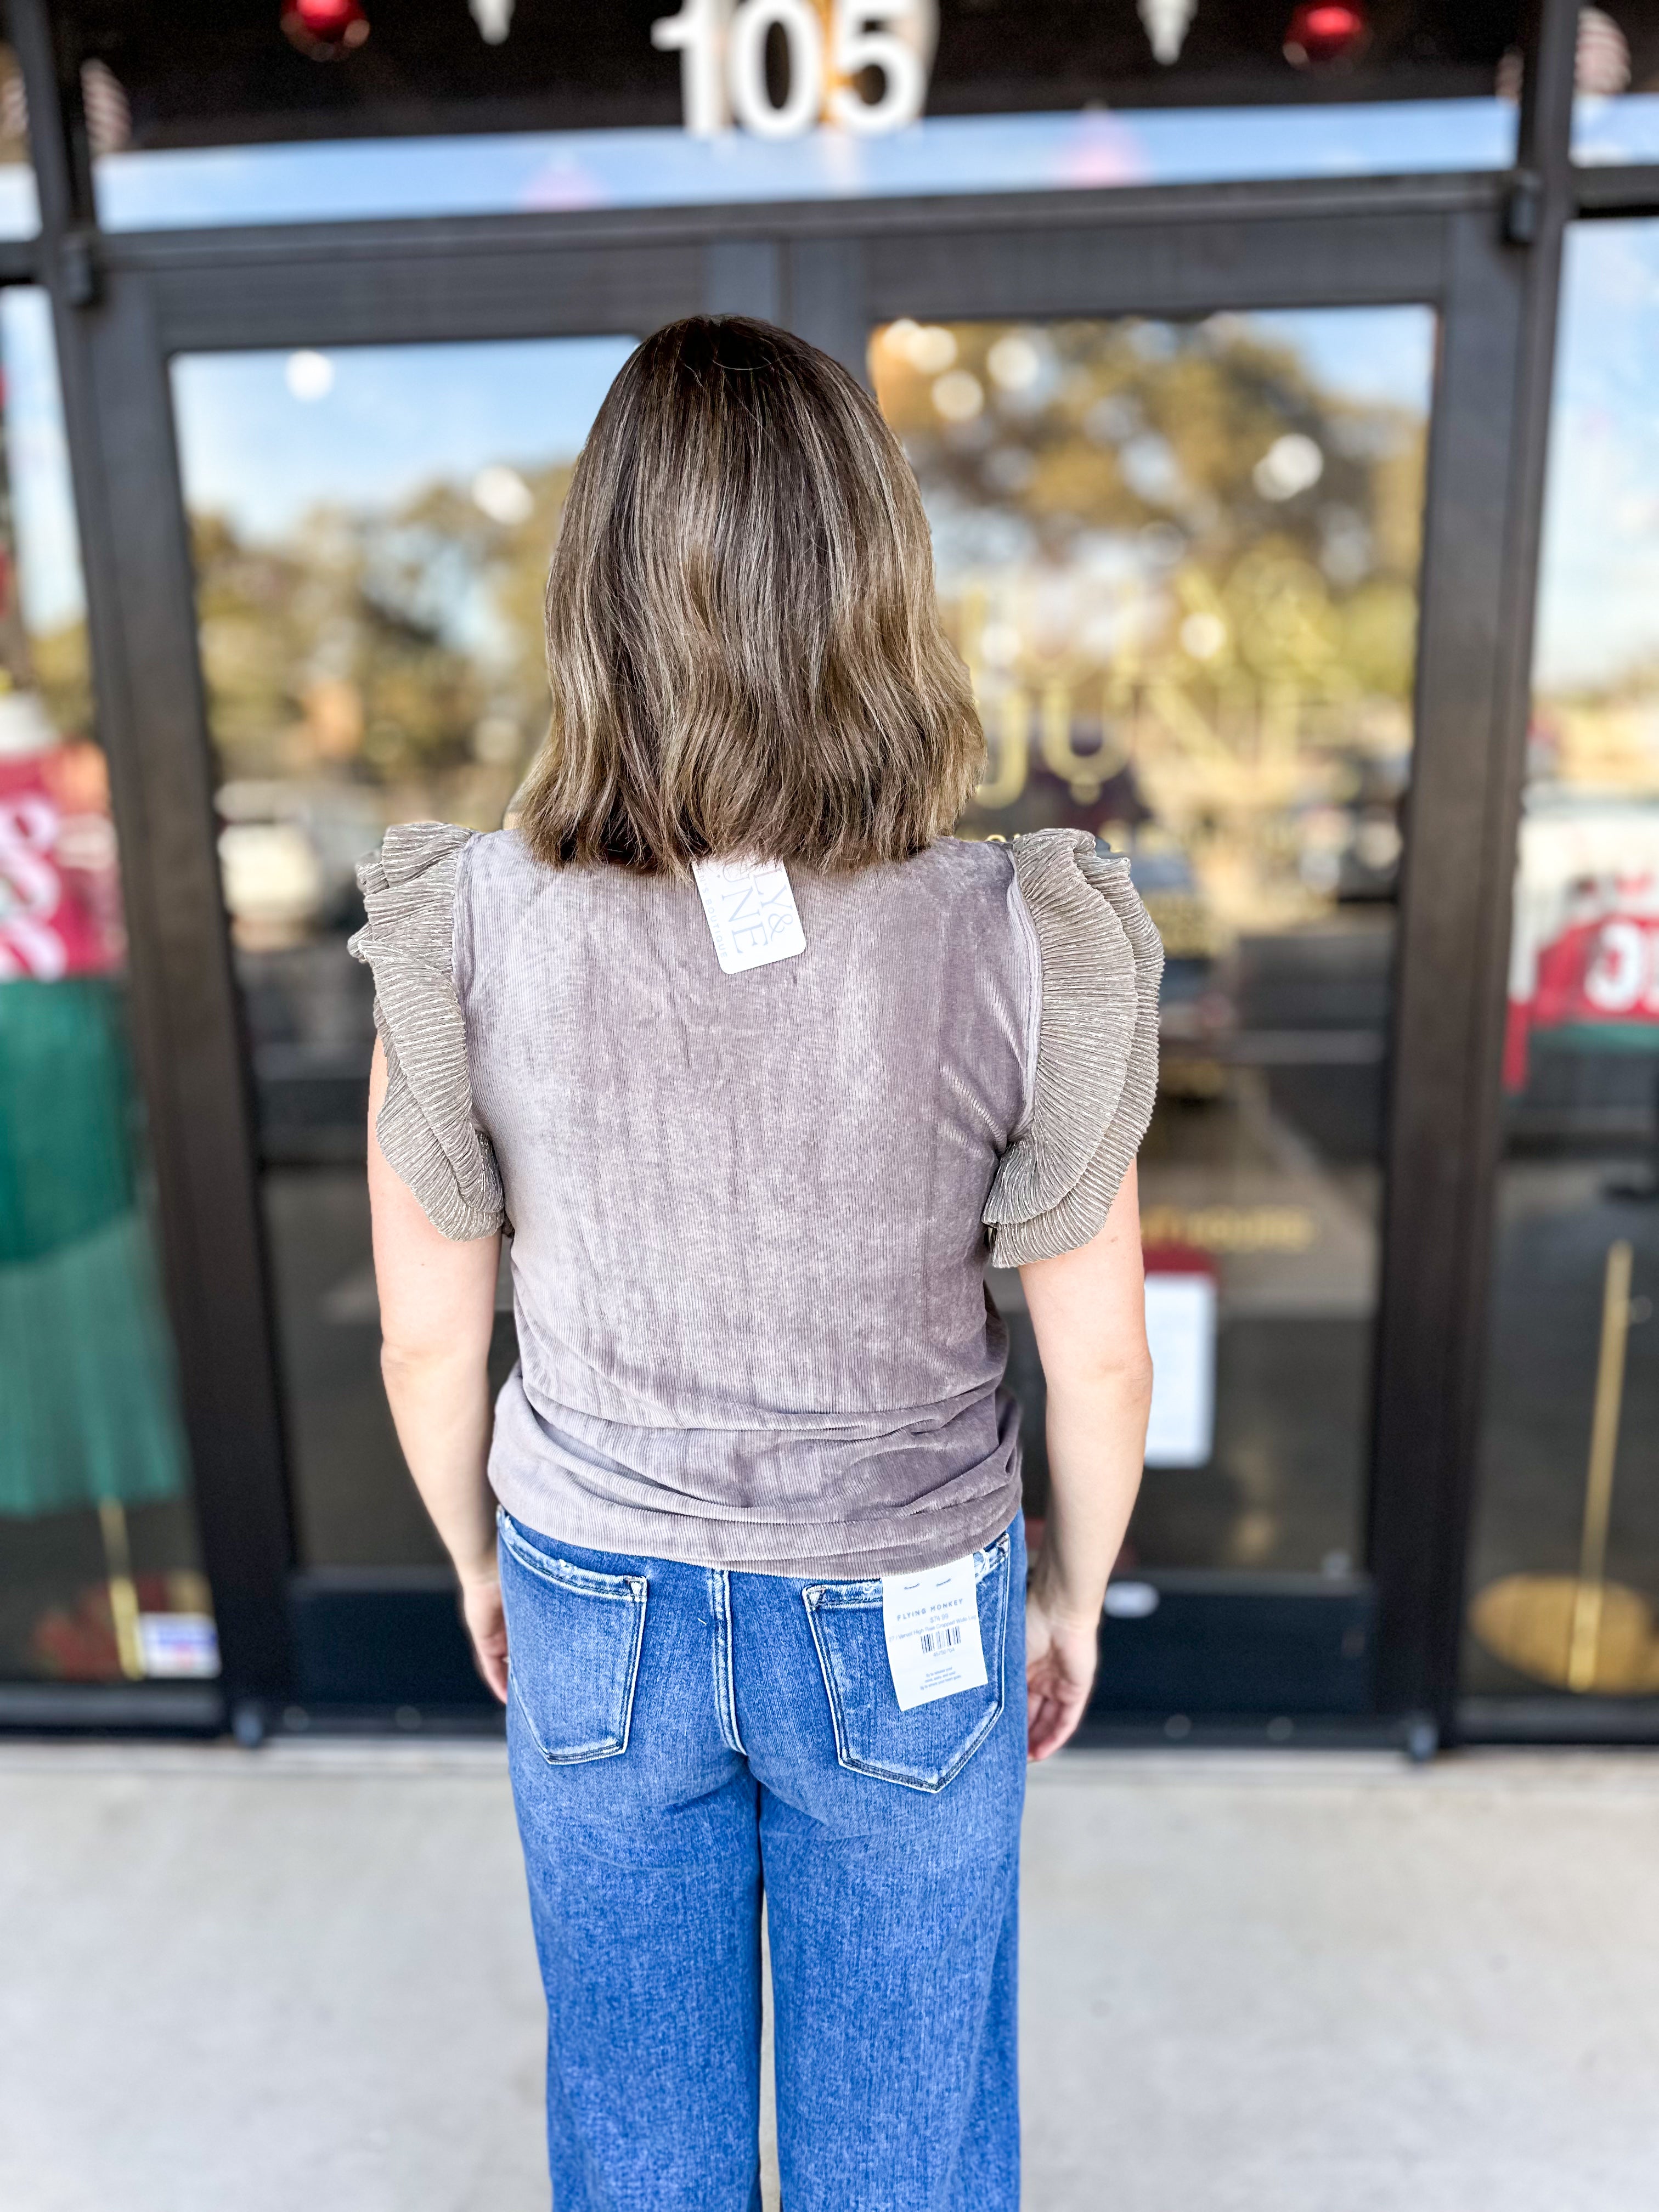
[1284,4,1369,67]
[281,0,369,59]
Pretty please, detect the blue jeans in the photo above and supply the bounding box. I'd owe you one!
[500,1511,1027,2211]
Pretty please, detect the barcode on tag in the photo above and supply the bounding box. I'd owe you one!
[881,1555,989,1712]
[691,856,806,974]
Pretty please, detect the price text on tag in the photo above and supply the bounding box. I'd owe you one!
[692,856,807,974]
[881,1554,989,1712]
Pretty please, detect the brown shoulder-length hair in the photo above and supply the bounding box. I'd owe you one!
[516,315,983,876]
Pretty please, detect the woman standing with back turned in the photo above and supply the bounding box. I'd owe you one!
[353,317,1159,2210]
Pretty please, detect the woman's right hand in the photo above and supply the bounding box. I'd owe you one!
[460,1570,510,1703]
[1025,1584,1098,1761]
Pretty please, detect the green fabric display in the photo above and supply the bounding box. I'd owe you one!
[0,977,136,1262]
[0,977,187,1516]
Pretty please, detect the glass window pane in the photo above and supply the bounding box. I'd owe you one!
[0,290,211,1686]
[95,101,1517,229]
[873,307,1434,1579]
[1467,220,1659,1705]
[171,336,634,1571]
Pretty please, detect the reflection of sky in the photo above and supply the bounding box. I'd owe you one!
[172,336,638,543]
[0,162,36,240]
[1574,93,1659,165]
[1534,222,1659,695]
[96,100,1515,230]
[2,289,87,634]
[1239,308,1434,414]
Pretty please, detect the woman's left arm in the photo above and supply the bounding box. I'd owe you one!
[368,1037,507,1700]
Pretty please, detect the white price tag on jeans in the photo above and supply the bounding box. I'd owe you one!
[691,856,806,973]
[881,1555,988,1712]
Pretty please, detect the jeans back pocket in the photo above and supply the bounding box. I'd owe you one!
[499,1514,647,1765]
[803,1530,1012,1795]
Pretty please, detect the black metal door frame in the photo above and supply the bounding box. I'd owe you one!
[6,0,1607,1737]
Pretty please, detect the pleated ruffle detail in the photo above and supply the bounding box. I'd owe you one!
[348,821,504,1242]
[983,828,1163,1267]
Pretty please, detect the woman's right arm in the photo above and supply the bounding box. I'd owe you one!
[368,1038,507,1700]
[1018,1162,1153,1760]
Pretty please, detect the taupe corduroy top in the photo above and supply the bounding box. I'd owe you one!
[349,825,1161,1578]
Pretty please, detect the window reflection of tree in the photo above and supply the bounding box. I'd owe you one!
[189,457,577,849]
[870,314,1425,955]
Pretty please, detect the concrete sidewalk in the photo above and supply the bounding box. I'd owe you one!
[2,1742,1657,2211]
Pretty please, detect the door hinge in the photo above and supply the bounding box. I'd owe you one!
[59,226,99,307]
[1503,171,1542,247]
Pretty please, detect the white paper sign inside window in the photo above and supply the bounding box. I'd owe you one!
[137,1613,222,1679]
[1143,1271,1217,1468]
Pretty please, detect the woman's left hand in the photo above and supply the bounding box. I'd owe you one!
[460,1571,510,1703]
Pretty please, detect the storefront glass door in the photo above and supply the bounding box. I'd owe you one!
[153,212,1487,1724]
[872,306,1436,1716]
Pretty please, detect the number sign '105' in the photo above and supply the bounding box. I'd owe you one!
[652,0,938,140]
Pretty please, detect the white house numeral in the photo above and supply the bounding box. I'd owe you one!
[652,0,936,140]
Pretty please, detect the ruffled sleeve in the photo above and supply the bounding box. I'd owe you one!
[347,821,505,1242]
[984,828,1163,1268]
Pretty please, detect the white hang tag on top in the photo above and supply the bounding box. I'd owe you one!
[881,1555,989,1712]
[691,856,806,974]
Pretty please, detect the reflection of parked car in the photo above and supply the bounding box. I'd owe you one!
[216,779,382,945]
[1335,749,1409,905]
[1124,834,1216,1051]
[216,780,386,1164]
[1233,928,1393,1163]
[217,820,324,947]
